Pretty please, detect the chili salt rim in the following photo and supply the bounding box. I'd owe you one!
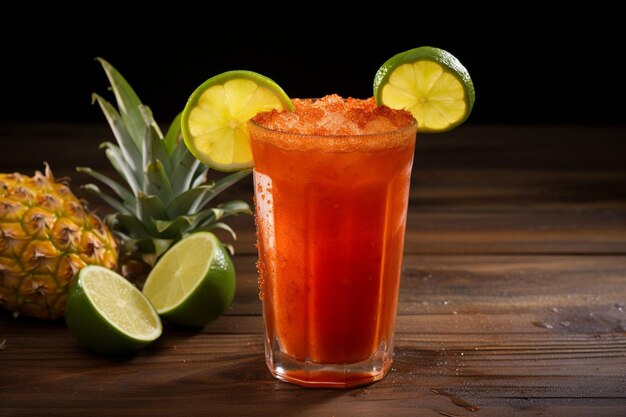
[247,118,417,153]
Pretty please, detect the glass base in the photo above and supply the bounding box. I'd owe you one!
[264,338,394,389]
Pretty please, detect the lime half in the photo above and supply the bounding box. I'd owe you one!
[181,70,293,172]
[65,265,162,356]
[374,46,475,132]
[142,232,236,327]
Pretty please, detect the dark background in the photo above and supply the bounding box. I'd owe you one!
[1,11,623,126]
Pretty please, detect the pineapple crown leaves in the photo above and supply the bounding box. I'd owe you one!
[78,57,252,261]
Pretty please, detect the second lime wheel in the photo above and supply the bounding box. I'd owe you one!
[181,70,293,172]
[374,46,475,133]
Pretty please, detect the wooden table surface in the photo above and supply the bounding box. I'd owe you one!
[1,123,625,417]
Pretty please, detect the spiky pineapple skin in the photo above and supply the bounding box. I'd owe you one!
[0,165,118,319]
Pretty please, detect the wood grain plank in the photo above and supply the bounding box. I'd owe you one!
[1,330,624,417]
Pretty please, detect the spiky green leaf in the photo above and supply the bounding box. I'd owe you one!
[154,216,193,236]
[76,166,135,206]
[135,238,156,256]
[137,192,169,223]
[139,104,170,180]
[145,160,174,203]
[96,57,146,150]
[170,133,190,168]
[191,167,209,188]
[91,93,142,176]
[132,238,174,261]
[164,112,182,155]
[188,208,218,229]
[170,139,202,193]
[100,142,141,197]
[191,200,250,230]
[138,105,167,186]
[165,185,213,218]
[223,243,235,256]
[190,170,252,213]
[216,200,253,218]
[81,184,132,215]
[115,213,153,239]
[139,104,164,138]
[205,222,237,241]
[148,124,172,176]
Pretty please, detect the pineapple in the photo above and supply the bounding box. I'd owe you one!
[79,58,251,284]
[0,164,118,319]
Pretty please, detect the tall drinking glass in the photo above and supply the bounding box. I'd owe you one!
[248,99,417,388]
